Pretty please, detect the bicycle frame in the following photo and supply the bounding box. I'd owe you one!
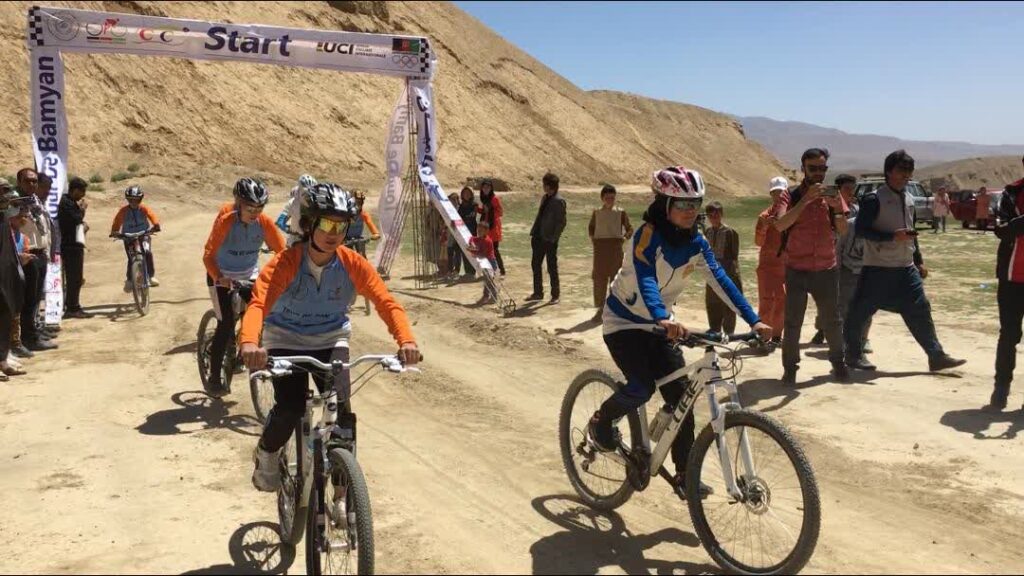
[252,354,411,518]
[606,338,758,500]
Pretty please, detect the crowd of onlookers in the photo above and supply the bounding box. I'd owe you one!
[1,169,96,382]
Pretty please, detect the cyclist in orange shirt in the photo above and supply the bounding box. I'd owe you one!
[202,178,287,395]
[110,185,161,291]
[239,183,419,491]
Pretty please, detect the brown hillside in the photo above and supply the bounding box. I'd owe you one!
[0,1,786,194]
[917,155,1024,191]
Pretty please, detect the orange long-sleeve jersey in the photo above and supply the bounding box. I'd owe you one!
[203,211,286,281]
[111,204,160,235]
[240,244,415,350]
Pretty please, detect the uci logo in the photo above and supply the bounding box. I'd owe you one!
[137,27,185,46]
[317,42,354,55]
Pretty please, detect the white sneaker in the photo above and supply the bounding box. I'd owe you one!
[149,277,160,287]
[123,280,133,293]
[7,357,23,370]
[252,446,281,492]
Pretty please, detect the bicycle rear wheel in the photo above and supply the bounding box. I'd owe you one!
[559,369,642,511]
[130,257,149,316]
[686,409,820,575]
[308,447,374,575]
[196,310,218,390]
[279,422,308,546]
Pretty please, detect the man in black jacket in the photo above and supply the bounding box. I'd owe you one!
[58,177,93,319]
[1,187,28,381]
[526,172,567,304]
[989,156,1024,411]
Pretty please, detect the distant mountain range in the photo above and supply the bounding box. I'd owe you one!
[736,116,1024,175]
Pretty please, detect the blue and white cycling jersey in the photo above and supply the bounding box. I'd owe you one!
[603,223,759,335]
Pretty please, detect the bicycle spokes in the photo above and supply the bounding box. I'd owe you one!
[699,424,808,570]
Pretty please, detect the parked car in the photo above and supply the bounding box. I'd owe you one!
[854,175,934,228]
[949,188,1003,230]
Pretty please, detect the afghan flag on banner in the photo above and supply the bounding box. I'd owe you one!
[392,38,421,54]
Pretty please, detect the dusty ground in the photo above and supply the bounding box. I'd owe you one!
[1,184,1024,575]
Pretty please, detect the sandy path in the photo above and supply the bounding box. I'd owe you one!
[1,197,1023,574]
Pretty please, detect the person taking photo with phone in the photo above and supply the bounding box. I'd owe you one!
[844,150,965,373]
[773,148,850,384]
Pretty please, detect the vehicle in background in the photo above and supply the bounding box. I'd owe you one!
[949,187,1003,230]
[854,174,934,229]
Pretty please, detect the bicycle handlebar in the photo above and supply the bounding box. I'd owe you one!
[111,230,155,241]
[651,325,762,348]
[249,354,420,381]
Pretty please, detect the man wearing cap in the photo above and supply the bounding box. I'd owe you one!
[754,176,789,346]
[774,148,850,384]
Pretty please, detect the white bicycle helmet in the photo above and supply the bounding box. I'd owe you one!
[297,174,318,191]
[651,166,706,199]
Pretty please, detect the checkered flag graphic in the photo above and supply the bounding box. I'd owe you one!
[28,6,45,47]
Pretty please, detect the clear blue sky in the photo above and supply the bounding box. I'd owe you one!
[455,1,1023,145]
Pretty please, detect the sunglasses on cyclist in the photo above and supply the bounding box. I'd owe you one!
[240,203,264,214]
[669,197,703,211]
[316,218,350,235]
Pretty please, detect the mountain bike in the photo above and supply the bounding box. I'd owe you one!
[196,279,254,399]
[344,237,375,316]
[559,329,820,575]
[250,352,420,575]
[113,230,154,316]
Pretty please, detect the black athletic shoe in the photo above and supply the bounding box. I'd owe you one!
[847,357,877,371]
[809,330,826,346]
[670,473,714,501]
[929,355,966,372]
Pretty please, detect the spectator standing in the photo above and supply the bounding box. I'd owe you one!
[703,201,742,334]
[933,185,950,233]
[457,186,479,278]
[477,179,505,276]
[470,220,498,303]
[844,150,965,373]
[588,184,633,320]
[773,148,850,384]
[754,176,788,346]
[976,186,991,232]
[988,157,1024,411]
[526,172,567,304]
[1,188,28,380]
[19,172,58,352]
[58,177,93,319]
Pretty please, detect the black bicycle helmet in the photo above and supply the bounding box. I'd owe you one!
[300,183,356,233]
[124,185,144,200]
[234,177,269,206]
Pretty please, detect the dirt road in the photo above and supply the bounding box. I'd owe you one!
[1,193,1022,574]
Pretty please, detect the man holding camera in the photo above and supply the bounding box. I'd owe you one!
[844,150,965,373]
[774,148,849,384]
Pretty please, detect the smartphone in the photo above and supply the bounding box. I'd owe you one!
[822,186,839,197]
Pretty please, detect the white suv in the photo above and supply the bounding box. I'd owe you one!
[854,175,934,229]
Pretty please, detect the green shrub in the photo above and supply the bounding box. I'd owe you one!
[87,183,104,192]
[88,174,103,184]
[111,172,131,182]
[127,163,141,173]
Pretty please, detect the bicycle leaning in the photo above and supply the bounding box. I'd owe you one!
[112,229,156,316]
[559,329,821,575]
[250,352,419,575]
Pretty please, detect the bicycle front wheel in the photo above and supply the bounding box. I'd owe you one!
[278,422,307,546]
[130,257,149,316]
[308,447,374,575]
[559,369,641,511]
[686,409,820,575]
